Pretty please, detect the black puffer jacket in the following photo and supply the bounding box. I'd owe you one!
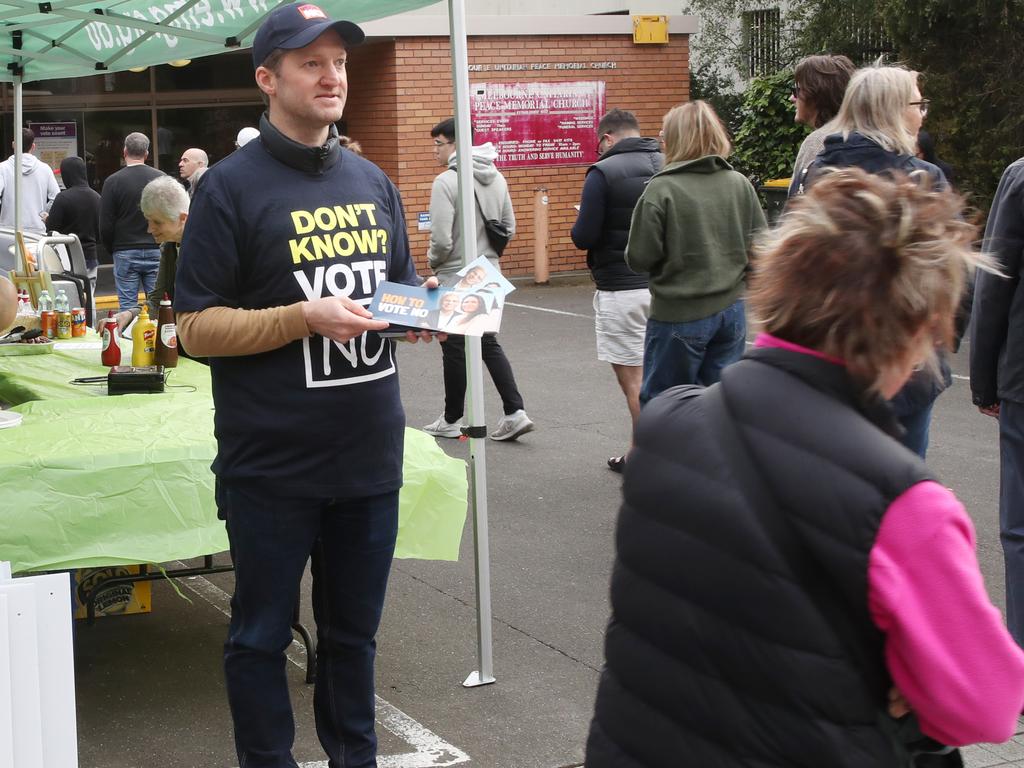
[586,347,932,768]
[573,137,662,291]
[806,132,960,414]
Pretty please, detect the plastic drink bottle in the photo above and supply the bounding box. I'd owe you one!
[131,304,157,366]
[38,290,55,337]
[101,310,121,366]
[154,293,178,368]
[55,289,72,339]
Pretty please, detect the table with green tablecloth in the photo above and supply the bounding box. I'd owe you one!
[0,340,468,577]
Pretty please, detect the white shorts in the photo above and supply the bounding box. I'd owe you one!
[593,288,650,367]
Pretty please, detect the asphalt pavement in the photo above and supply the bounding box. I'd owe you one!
[73,277,1023,768]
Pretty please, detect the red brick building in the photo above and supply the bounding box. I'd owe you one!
[348,14,695,278]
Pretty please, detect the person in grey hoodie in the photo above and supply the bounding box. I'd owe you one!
[422,117,534,442]
[0,127,60,234]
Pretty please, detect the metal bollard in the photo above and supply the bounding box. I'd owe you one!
[533,187,549,284]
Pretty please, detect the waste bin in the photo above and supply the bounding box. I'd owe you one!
[760,178,791,225]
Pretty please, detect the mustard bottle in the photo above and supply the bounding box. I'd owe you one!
[131,305,157,367]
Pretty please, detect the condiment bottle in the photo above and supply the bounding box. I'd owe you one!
[55,289,72,340]
[131,304,157,366]
[154,293,178,368]
[101,310,121,367]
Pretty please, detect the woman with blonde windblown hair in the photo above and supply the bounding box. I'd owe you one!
[586,168,1024,768]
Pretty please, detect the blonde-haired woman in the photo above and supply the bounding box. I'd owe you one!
[586,168,1024,768]
[806,65,940,183]
[625,100,766,404]
[805,65,950,458]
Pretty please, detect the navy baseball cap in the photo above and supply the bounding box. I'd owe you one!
[252,3,365,69]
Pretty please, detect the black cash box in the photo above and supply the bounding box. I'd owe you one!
[107,365,165,395]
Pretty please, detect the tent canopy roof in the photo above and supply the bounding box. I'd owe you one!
[0,0,435,83]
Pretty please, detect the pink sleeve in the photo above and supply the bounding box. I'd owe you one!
[869,480,1024,745]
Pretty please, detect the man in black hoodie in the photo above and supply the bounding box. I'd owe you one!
[46,156,101,286]
[571,108,663,472]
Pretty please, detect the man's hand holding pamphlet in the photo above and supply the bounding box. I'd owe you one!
[369,256,515,337]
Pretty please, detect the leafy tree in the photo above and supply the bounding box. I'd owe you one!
[690,61,745,136]
[731,70,809,189]
[797,0,1024,209]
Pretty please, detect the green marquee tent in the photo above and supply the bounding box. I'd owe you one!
[3,0,498,686]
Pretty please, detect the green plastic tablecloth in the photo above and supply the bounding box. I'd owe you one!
[0,353,468,573]
[0,338,212,405]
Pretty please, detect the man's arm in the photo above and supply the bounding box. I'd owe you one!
[570,169,608,251]
[970,163,1024,408]
[45,193,68,234]
[45,166,59,208]
[99,180,116,254]
[501,184,516,238]
[427,174,456,271]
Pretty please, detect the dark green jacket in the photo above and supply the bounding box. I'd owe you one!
[625,155,766,323]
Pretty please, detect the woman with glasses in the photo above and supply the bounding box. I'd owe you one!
[624,100,766,403]
[805,65,951,459]
[787,54,855,197]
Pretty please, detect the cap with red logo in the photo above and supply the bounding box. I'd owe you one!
[251,2,365,69]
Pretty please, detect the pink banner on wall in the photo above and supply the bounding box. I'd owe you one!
[470,81,606,169]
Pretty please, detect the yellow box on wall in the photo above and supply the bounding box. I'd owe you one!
[633,15,669,44]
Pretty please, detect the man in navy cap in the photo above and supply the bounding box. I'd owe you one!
[174,4,438,766]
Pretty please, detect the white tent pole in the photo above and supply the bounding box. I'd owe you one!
[12,75,21,236]
[448,0,495,689]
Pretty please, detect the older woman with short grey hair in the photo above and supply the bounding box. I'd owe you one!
[111,176,190,332]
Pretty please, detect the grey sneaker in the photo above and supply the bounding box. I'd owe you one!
[422,414,462,438]
[489,409,535,441]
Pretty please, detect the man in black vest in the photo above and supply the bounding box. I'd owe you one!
[571,108,662,472]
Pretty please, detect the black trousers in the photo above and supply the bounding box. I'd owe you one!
[440,333,524,422]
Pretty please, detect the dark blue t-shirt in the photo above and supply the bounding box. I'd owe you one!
[174,141,417,498]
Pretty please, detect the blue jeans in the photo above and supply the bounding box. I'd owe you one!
[219,482,400,768]
[640,299,746,405]
[889,390,935,459]
[1000,401,1024,647]
[113,247,160,312]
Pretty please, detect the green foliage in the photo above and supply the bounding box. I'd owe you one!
[690,61,745,136]
[731,70,809,189]
[796,0,1024,210]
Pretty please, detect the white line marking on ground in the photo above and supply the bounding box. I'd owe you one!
[504,301,592,319]
[173,565,471,768]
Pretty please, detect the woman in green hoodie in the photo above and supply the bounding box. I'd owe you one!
[626,100,766,404]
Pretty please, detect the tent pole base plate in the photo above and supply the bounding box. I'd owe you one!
[462,671,496,688]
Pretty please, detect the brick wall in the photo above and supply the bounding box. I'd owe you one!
[346,40,399,181]
[349,33,689,277]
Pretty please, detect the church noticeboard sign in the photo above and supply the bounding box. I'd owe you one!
[470,81,607,169]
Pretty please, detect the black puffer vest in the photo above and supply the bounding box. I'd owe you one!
[587,137,663,291]
[586,347,933,768]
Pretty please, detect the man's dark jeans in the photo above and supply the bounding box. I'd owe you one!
[219,482,399,768]
[1000,400,1024,648]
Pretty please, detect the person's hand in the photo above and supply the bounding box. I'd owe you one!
[979,403,1000,418]
[404,329,437,343]
[302,296,388,343]
[887,686,911,718]
[115,310,134,334]
[423,275,440,290]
